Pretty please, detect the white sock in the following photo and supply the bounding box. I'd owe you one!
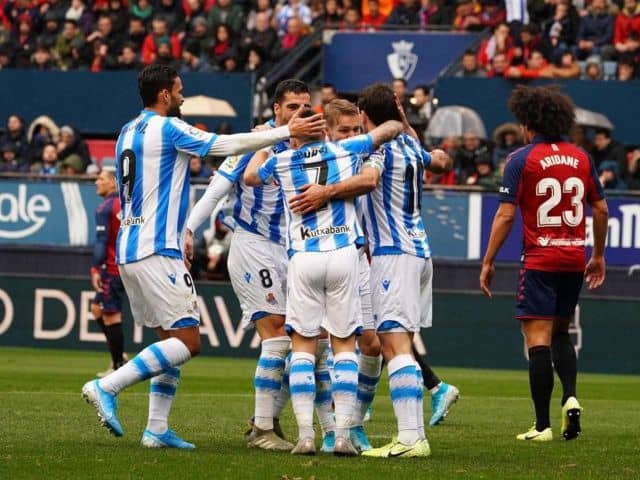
[147,366,181,434]
[354,353,382,426]
[254,336,290,430]
[289,351,316,440]
[273,351,291,419]
[314,339,335,435]
[388,354,420,446]
[332,351,359,439]
[415,362,425,440]
[99,338,191,394]
[326,344,334,383]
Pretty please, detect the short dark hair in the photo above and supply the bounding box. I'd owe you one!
[508,85,574,138]
[358,83,402,126]
[322,82,336,92]
[463,49,476,57]
[414,84,429,96]
[273,79,309,104]
[392,77,407,87]
[138,64,178,107]
[594,128,611,138]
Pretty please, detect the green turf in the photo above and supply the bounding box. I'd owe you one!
[0,348,638,480]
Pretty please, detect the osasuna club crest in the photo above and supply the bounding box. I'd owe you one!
[387,40,418,80]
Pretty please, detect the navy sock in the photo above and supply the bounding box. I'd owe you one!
[552,332,577,405]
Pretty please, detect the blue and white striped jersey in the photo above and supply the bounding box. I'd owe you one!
[216,135,289,245]
[258,134,375,256]
[362,133,432,258]
[115,110,216,264]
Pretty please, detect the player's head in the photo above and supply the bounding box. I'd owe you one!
[508,85,574,141]
[95,168,117,197]
[138,64,183,117]
[273,79,311,126]
[320,83,338,106]
[324,99,361,141]
[358,83,402,130]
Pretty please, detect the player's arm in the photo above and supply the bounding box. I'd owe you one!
[209,109,324,156]
[184,173,234,262]
[426,149,453,173]
[368,120,404,149]
[480,202,517,298]
[91,204,110,292]
[243,149,272,187]
[585,198,609,290]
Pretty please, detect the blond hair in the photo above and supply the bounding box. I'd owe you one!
[324,99,359,128]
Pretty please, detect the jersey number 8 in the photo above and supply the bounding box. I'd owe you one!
[536,177,584,228]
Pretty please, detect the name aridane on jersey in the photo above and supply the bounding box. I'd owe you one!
[116,110,217,264]
[362,133,432,259]
[258,133,376,256]
[216,138,289,245]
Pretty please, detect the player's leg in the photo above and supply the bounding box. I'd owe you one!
[553,272,584,440]
[100,274,126,371]
[91,299,113,378]
[315,331,336,453]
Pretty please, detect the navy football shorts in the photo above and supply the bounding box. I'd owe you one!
[515,269,583,320]
[93,272,125,314]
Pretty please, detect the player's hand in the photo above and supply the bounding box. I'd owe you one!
[479,262,495,299]
[184,229,194,267]
[289,184,330,214]
[91,271,103,293]
[585,256,605,290]
[288,106,325,138]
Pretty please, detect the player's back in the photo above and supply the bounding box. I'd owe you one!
[115,110,215,264]
[363,133,432,258]
[262,134,374,255]
[505,138,603,271]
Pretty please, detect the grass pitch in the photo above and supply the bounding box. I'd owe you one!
[0,348,638,480]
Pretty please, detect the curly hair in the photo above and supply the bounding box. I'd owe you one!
[507,85,574,138]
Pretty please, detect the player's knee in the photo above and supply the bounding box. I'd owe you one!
[188,339,201,357]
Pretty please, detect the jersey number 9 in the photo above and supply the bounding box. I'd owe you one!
[119,149,137,203]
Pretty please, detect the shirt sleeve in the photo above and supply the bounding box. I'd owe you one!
[362,146,386,173]
[339,134,375,156]
[257,155,278,185]
[586,153,606,202]
[167,118,217,158]
[499,147,528,204]
[216,153,253,183]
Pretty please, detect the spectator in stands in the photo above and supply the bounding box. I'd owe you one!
[31,44,57,70]
[85,15,122,69]
[613,0,640,58]
[549,51,581,78]
[208,0,244,35]
[491,122,523,167]
[386,0,421,27]
[37,143,59,175]
[420,0,454,27]
[617,57,636,79]
[486,51,509,77]
[453,49,486,77]
[593,128,629,178]
[340,7,363,30]
[453,131,492,183]
[576,0,615,60]
[183,0,208,26]
[211,23,238,68]
[3,0,36,31]
[0,143,29,173]
[391,77,412,113]
[0,44,12,69]
[599,160,627,189]
[570,125,595,154]
[141,16,181,65]
[28,115,59,161]
[511,24,543,67]
[276,16,307,57]
[543,0,579,61]
[130,0,154,24]
[0,114,29,160]
[60,153,84,175]
[316,83,338,113]
[189,155,214,179]
[362,0,388,29]
[65,0,95,36]
[185,17,213,58]
[246,0,274,31]
[9,14,37,68]
[453,0,483,31]
[477,0,506,29]
[276,0,312,35]
[528,0,554,26]
[181,39,212,72]
[477,22,513,68]
[466,154,499,190]
[584,58,604,79]
[627,150,640,190]
[242,11,278,60]
[407,84,431,138]
[56,19,84,70]
[505,49,551,78]
[126,17,147,51]
[57,125,91,171]
[245,45,269,77]
[115,42,143,70]
[38,12,62,50]
[107,0,129,36]
[155,0,185,33]
[153,36,181,69]
[323,0,344,27]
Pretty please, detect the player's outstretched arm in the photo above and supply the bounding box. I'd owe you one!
[585,198,609,290]
[208,109,324,156]
[243,150,270,187]
[427,149,453,173]
[368,120,404,148]
[480,202,517,298]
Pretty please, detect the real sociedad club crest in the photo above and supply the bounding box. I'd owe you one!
[387,40,418,80]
